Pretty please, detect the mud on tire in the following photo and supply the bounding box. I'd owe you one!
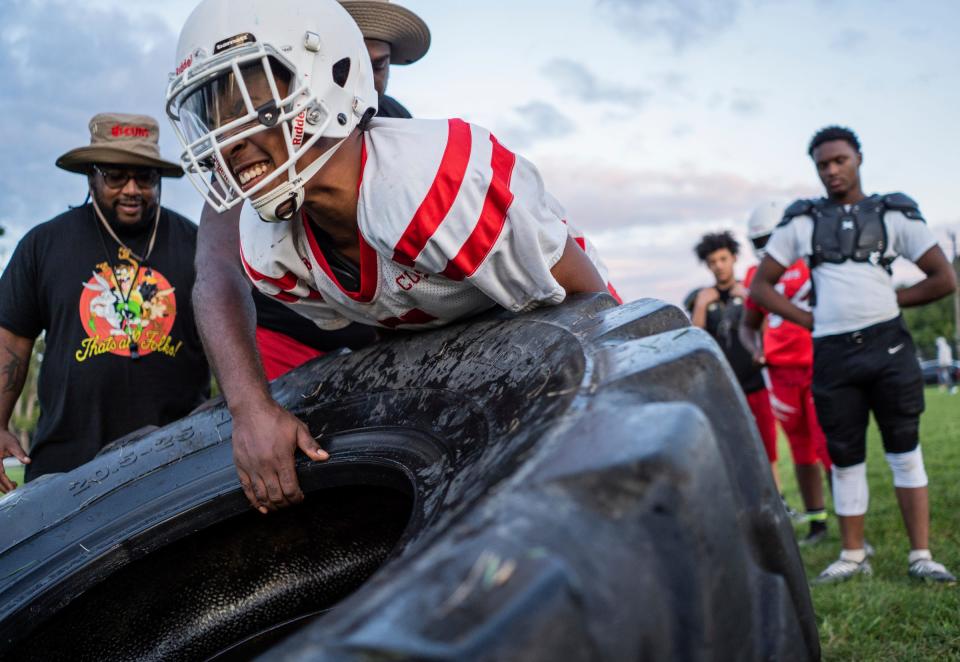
[0,295,818,660]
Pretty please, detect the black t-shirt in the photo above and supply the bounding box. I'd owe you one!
[376,94,412,120]
[252,93,411,350]
[702,286,764,394]
[0,204,210,480]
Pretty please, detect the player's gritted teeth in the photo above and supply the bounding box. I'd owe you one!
[236,161,273,190]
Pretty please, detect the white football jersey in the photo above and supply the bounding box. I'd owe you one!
[239,118,617,330]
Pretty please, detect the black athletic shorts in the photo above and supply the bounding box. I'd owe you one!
[811,315,924,468]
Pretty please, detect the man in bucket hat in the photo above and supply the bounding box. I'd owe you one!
[0,113,210,490]
[340,0,430,118]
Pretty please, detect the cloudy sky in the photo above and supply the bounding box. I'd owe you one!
[1,0,958,306]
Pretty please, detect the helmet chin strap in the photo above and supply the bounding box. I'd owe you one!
[251,135,350,223]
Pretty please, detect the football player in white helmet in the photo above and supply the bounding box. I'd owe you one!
[167,0,377,223]
[746,199,783,260]
[740,201,832,547]
[167,0,616,514]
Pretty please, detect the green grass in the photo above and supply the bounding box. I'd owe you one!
[4,464,24,488]
[9,465,24,487]
[777,389,960,660]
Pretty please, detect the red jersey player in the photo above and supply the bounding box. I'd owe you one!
[740,201,831,545]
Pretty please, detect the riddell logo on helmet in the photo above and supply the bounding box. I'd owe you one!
[291,112,306,147]
[111,125,150,138]
[176,56,193,76]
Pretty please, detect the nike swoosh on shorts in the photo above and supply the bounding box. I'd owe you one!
[888,344,905,355]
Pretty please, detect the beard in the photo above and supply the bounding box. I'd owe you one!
[91,188,159,236]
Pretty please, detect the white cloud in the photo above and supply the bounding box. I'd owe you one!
[496,102,577,150]
[542,58,652,108]
[538,160,816,232]
[533,159,818,307]
[0,0,200,246]
[595,0,742,50]
[829,28,869,52]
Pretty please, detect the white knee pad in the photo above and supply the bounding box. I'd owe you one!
[832,462,869,516]
[885,446,928,488]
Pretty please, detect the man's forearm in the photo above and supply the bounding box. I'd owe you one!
[194,199,275,412]
[896,274,957,308]
[899,245,959,308]
[0,329,34,429]
[691,302,708,329]
[738,308,764,359]
[193,269,271,411]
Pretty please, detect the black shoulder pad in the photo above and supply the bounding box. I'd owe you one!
[882,192,925,221]
[778,198,814,227]
[682,288,700,315]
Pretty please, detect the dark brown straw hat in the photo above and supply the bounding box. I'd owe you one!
[340,0,431,65]
[55,112,183,177]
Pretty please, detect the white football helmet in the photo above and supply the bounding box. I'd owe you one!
[165,0,377,222]
[746,200,787,258]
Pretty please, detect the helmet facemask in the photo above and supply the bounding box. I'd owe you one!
[168,43,361,221]
[167,0,377,222]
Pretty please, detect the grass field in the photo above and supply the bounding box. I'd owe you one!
[778,388,960,660]
[6,464,24,487]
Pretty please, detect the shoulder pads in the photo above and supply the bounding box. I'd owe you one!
[778,198,814,227]
[882,192,925,221]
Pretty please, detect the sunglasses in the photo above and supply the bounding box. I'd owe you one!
[94,165,161,190]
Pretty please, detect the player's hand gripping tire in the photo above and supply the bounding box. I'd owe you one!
[0,295,818,661]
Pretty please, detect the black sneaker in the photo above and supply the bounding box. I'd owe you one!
[798,525,827,547]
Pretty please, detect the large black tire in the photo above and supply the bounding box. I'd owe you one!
[0,295,818,660]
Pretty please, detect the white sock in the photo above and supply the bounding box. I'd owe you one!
[840,549,867,563]
[909,549,932,564]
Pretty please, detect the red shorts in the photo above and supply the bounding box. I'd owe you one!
[255,326,324,381]
[767,365,831,469]
[746,388,778,463]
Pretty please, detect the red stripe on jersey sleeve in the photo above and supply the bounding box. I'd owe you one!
[378,308,437,329]
[441,135,516,281]
[392,119,473,267]
[574,236,586,251]
[239,243,299,291]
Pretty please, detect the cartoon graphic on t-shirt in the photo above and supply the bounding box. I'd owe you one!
[75,251,182,362]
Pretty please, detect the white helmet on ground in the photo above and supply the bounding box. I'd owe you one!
[746,200,787,258]
[165,0,377,222]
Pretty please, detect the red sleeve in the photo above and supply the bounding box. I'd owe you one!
[743,265,765,313]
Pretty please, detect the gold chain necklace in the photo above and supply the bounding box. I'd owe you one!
[90,195,160,264]
[89,195,161,360]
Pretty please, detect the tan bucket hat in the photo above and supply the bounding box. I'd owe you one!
[55,112,183,178]
[340,0,431,65]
